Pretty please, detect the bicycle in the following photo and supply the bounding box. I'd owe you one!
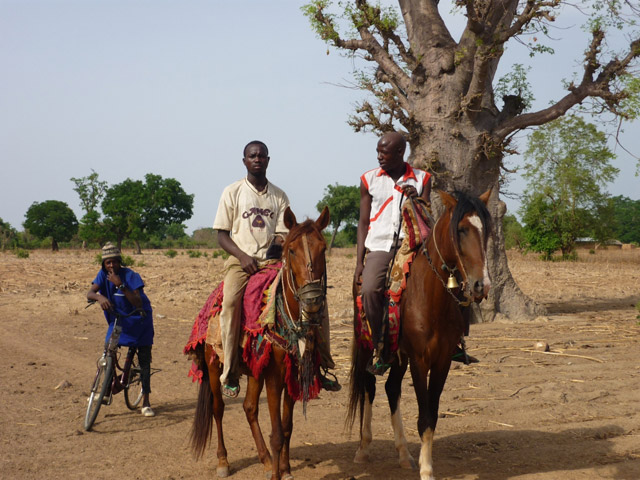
[84,303,146,431]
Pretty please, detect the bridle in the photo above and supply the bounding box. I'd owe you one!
[421,208,480,307]
[281,231,327,328]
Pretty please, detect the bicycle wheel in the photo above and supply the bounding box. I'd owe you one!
[124,354,144,410]
[84,355,113,431]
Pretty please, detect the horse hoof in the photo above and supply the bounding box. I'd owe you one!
[264,472,272,480]
[399,456,417,470]
[216,466,230,478]
[283,474,294,480]
[353,450,369,464]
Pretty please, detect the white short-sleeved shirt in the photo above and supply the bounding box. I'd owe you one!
[361,163,431,252]
[213,178,290,260]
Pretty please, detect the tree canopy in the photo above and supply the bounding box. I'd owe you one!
[611,195,640,244]
[316,183,360,249]
[102,174,194,252]
[303,0,640,320]
[520,115,618,257]
[23,200,78,251]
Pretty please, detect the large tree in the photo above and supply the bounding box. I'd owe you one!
[71,170,109,247]
[23,200,78,251]
[520,115,618,257]
[102,174,194,253]
[316,183,360,249]
[304,0,640,320]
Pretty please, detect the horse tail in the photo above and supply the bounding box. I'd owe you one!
[189,343,213,459]
[345,334,370,434]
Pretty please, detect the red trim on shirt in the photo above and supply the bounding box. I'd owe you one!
[360,174,369,190]
[369,195,394,223]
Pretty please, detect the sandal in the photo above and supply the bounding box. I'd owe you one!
[222,377,240,398]
[319,368,341,392]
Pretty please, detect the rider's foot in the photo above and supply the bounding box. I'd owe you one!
[319,368,341,392]
[141,406,155,417]
[366,357,391,376]
[222,376,240,398]
[452,344,479,364]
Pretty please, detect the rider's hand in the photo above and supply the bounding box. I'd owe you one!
[97,295,112,311]
[402,185,418,198]
[354,264,364,286]
[239,253,259,275]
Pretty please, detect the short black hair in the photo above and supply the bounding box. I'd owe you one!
[243,140,268,157]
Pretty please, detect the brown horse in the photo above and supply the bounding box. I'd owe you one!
[190,206,330,480]
[347,190,492,480]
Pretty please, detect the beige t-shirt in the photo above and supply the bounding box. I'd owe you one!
[213,178,290,260]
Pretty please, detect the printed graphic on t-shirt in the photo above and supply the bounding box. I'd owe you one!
[243,207,274,229]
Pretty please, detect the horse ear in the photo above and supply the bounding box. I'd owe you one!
[437,190,457,209]
[479,188,492,206]
[284,207,297,230]
[316,206,330,231]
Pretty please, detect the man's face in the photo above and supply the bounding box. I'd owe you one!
[104,258,121,274]
[376,139,403,173]
[243,144,269,176]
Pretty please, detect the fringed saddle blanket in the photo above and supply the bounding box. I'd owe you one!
[355,197,433,354]
[184,260,321,402]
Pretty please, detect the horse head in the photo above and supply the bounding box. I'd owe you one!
[436,189,492,302]
[282,206,330,320]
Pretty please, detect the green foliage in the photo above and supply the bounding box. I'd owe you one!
[165,249,178,258]
[101,174,194,249]
[70,170,108,214]
[520,116,619,257]
[187,249,203,258]
[24,200,79,251]
[611,195,640,243]
[192,228,219,247]
[316,183,360,249]
[0,217,18,250]
[495,64,534,112]
[15,248,29,259]
[121,254,135,267]
[212,249,229,259]
[503,214,525,250]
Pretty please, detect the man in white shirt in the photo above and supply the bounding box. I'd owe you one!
[355,132,431,375]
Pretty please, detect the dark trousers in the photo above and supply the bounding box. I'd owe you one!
[137,345,152,394]
[360,249,396,349]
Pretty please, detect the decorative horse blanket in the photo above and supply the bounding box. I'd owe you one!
[355,197,433,354]
[184,260,321,402]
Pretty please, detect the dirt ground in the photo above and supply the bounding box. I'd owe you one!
[1,247,639,480]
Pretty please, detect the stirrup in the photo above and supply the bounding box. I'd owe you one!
[452,344,479,365]
[319,368,341,392]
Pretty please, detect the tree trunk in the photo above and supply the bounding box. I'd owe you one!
[51,239,59,251]
[328,227,339,252]
[134,240,142,255]
[409,107,543,322]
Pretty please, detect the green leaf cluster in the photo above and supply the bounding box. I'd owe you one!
[23,200,79,251]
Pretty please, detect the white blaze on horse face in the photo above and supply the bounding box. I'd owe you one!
[467,214,491,293]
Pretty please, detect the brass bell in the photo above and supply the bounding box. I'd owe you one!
[447,273,459,289]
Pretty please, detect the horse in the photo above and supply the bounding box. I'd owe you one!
[189,206,330,480]
[347,189,492,480]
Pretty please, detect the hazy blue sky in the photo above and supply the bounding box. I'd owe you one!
[1,1,638,235]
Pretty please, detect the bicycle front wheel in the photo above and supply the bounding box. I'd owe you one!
[124,355,143,410]
[84,355,113,431]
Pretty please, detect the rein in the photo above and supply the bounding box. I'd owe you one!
[420,205,473,307]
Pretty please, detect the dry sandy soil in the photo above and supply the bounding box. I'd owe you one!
[1,247,639,480]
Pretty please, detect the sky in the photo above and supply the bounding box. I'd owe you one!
[1,0,638,235]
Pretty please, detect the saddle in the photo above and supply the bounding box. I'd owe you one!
[355,197,433,355]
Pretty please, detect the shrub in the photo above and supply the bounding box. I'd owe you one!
[187,250,203,258]
[15,248,29,259]
[165,249,178,258]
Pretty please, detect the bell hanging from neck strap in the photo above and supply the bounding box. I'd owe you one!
[447,273,459,289]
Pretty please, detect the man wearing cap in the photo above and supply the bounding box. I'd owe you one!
[87,242,156,416]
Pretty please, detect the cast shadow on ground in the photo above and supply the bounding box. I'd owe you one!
[544,295,639,315]
[222,424,630,479]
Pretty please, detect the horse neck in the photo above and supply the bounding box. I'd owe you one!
[428,209,457,269]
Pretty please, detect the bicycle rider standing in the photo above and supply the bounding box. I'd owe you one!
[87,243,156,417]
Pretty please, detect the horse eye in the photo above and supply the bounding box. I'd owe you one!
[458,228,467,236]
[289,249,295,256]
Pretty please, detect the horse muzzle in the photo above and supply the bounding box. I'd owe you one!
[295,280,325,316]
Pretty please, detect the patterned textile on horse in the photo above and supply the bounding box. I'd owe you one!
[355,197,433,354]
[184,260,321,402]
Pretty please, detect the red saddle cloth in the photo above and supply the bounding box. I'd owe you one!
[355,197,432,355]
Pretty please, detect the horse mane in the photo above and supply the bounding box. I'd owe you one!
[449,191,492,246]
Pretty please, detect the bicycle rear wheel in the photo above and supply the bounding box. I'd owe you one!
[84,355,113,431]
[124,353,143,410]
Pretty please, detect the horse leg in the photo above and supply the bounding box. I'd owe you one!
[279,391,295,480]
[243,375,273,475]
[385,361,416,470]
[410,356,451,480]
[264,357,286,480]
[353,371,376,464]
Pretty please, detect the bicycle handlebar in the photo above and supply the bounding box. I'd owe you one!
[86,300,146,318]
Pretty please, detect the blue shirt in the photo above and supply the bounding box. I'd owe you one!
[92,268,154,347]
